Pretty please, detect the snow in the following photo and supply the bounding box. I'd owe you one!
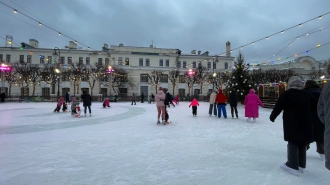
[0,101,329,185]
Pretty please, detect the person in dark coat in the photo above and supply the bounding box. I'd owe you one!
[81,91,92,117]
[151,94,155,104]
[229,89,238,118]
[304,80,325,160]
[270,76,313,176]
[166,92,175,108]
[65,92,70,103]
[131,93,136,105]
[0,92,5,103]
[140,92,144,103]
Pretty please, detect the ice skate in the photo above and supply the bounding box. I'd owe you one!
[89,113,91,117]
[162,120,166,125]
[157,120,161,125]
[299,167,305,173]
[280,163,299,176]
[84,114,86,117]
[320,154,325,161]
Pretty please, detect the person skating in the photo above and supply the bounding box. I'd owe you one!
[155,87,166,124]
[166,92,175,108]
[0,92,5,103]
[270,76,313,176]
[189,98,199,116]
[131,93,136,105]
[229,89,238,118]
[215,89,228,118]
[62,102,68,112]
[103,98,110,108]
[65,92,71,103]
[140,92,145,103]
[54,97,64,112]
[208,90,217,117]
[244,89,263,122]
[71,97,77,115]
[304,80,325,161]
[81,91,92,117]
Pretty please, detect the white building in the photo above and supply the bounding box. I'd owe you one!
[0,39,234,99]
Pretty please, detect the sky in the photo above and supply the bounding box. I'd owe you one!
[0,0,330,64]
[1,102,330,184]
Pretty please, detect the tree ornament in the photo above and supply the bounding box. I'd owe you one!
[241,93,243,95]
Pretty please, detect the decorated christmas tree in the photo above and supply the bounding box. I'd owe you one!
[227,51,257,102]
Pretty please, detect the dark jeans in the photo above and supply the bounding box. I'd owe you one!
[209,104,217,116]
[231,106,238,117]
[286,142,306,170]
[307,142,324,154]
[192,106,197,115]
[131,100,136,105]
[84,105,91,114]
[217,104,227,118]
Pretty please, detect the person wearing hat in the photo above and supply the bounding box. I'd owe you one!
[155,87,166,124]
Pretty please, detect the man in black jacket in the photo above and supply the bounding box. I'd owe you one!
[229,89,238,118]
[81,91,92,117]
[270,76,313,176]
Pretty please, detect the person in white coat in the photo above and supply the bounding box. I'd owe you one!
[209,90,217,116]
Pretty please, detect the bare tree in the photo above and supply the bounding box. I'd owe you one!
[13,62,40,96]
[278,69,298,82]
[168,69,180,95]
[148,71,163,94]
[3,68,20,96]
[111,66,131,94]
[250,69,265,85]
[40,63,59,94]
[195,65,210,94]
[85,64,105,96]
[264,68,281,83]
[62,62,86,95]
[184,70,197,96]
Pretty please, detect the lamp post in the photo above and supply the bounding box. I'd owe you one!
[188,69,195,101]
[0,64,11,93]
[106,66,115,97]
[212,55,219,90]
[53,47,61,96]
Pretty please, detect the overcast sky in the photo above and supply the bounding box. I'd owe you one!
[1,0,330,64]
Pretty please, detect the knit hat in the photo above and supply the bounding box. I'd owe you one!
[288,76,303,90]
[159,87,163,90]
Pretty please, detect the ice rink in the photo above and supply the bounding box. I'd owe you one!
[0,101,329,185]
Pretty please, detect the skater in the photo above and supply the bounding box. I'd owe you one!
[229,89,239,118]
[215,89,228,118]
[81,90,92,117]
[270,76,313,176]
[0,91,5,103]
[54,97,64,112]
[156,87,166,124]
[151,93,155,103]
[62,102,68,112]
[131,93,136,105]
[103,98,110,108]
[114,94,118,102]
[65,92,71,103]
[304,80,325,161]
[318,63,330,170]
[166,92,175,108]
[74,102,81,118]
[140,92,145,103]
[71,97,77,115]
[189,98,199,116]
[172,94,179,105]
[209,90,217,116]
[244,89,263,122]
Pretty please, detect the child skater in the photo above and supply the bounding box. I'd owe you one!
[62,102,68,112]
[189,98,200,116]
[71,97,77,115]
[75,102,81,118]
[165,107,170,124]
[103,98,110,108]
[54,97,64,112]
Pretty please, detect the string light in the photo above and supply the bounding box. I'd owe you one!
[299,24,302,27]
[38,22,42,26]
[58,32,61,36]
[13,9,17,13]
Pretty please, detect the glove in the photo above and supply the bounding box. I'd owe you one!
[269,117,275,122]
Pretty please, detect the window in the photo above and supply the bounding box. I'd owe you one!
[100,88,107,96]
[176,61,181,68]
[193,61,196,68]
[27,55,32,63]
[0,54,2,61]
[112,57,116,64]
[139,58,143,66]
[198,62,202,68]
[105,58,110,66]
[159,59,163,66]
[118,57,123,65]
[160,74,168,83]
[140,74,148,82]
[119,88,128,96]
[79,57,83,65]
[183,61,187,68]
[42,88,50,96]
[40,55,45,64]
[178,89,185,97]
[146,59,150,66]
[19,55,24,63]
[6,54,11,63]
[68,57,72,65]
[62,88,70,97]
[165,59,169,67]
[225,62,228,69]
[98,58,103,65]
[86,57,90,65]
[125,58,129,65]
[213,62,217,69]
[60,56,65,64]
[207,62,211,69]
[47,56,52,64]
[21,87,29,96]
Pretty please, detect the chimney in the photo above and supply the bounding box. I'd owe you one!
[69,41,77,49]
[29,39,38,48]
[226,41,231,57]
[119,43,124,47]
[150,45,153,48]
[202,51,209,56]
[198,50,201,55]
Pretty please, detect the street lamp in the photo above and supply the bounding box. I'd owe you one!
[0,64,11,93]
[55,68,61,96]
[53,47,61,96]
[106,66,115,97]
[212,55,219,90]
[188,69,195,100]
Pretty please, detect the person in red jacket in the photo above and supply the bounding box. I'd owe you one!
[189,98,200,116]
[215,89,228,118]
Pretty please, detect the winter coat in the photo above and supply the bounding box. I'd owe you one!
[209,92,217,104]
[132,94,136,100]
[318,81,330,170]
[57,97,64,106]
[65,92,70,101]
[244,89,263,118]
[175,95,179,102]
[215,89,228,105]
[103,98,110,107]
[304,86,324,143]
[229,91,238,107]
[71,97,76,111]
[155,90,166,107]
[140,93,144,100]
[189,98,199,107]
[81,91,92,106]
[270,77,313,146]
[165,92,173,105]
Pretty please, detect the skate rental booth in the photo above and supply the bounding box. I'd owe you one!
[258,83,287,109]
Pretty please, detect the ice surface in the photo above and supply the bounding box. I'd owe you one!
[0,101,329,185]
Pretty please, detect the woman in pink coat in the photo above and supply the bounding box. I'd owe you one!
[155,87,166,124]
[244,89,264,122]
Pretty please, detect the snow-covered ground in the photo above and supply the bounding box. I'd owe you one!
[0,101,328,185]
